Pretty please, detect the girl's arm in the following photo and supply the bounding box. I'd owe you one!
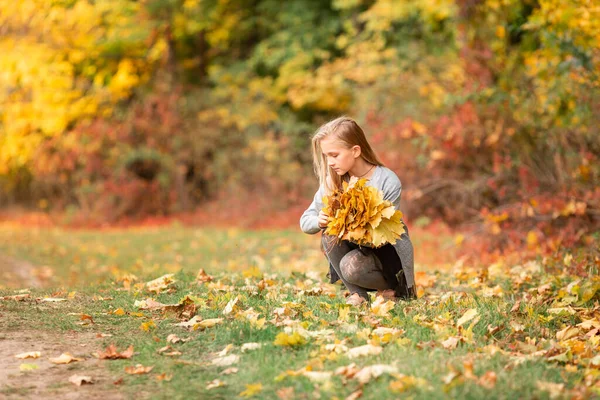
[300,186,325,234]
[381,172,402,210]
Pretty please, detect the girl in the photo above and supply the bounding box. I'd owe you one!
[300,116,416,306]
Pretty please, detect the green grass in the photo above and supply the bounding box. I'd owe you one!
[0,224,597,399]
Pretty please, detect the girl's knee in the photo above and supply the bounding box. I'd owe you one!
[339,251,362,284]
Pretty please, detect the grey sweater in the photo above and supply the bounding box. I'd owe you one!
[300,166,415,289]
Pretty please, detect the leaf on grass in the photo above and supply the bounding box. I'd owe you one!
[239,383,263,398]
[49,353,82,364]
[276,387,295,399]
[69,375,94,386]
[223,296,240,316]
[39,297,67,302]
[97,344,134,360]
[134,298,167,310]
[556,326,580,341]
[124,364,154,374]
[140,320,156,332]
[354,364,399,384]
[241,343,262,352]
[346,344,382,359]
[1,294,31,301]
[15,352,41,359]
[156,373,172,381]
[221,367,239,375]
[145,274,176,293]
[206,379,226,390]
[196,268,213,283]
[212,354,239,367]
[478,371,497,389]
[302,371,333,383]
[274,332,307,347]
[456,309,478,328]
[345,390,363,400]
[195,318,223,331]
[441,336,461,350]
[389,375,427,393]
[370,296,395,317]
[112,308,126,316]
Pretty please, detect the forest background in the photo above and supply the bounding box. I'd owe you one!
[1,0,599,266]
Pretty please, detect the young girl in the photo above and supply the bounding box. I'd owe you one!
[300,116,416,306]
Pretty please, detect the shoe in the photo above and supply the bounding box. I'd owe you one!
[346,292,368,307]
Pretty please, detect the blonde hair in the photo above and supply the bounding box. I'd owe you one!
[311,116,384,193]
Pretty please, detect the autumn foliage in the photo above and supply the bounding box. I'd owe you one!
[0,0,598,259]
[323,178,405,247]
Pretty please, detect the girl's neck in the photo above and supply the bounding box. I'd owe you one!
[349,159,376,179]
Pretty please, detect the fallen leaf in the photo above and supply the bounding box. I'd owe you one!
[277,387,295,399]
[223,296,240,316]
[146,274,176,293]
[80,314,94,324]
[478,371,497,389]
[15,352,41,359]
[49,353,82,364]
[346,344,382,359]
[441,336,461,350]
[97,344,134,360]
[239,383,263,397]
[156,373,172,381]
[556,326,580,341]
[1,294,31,301]
[370,296,395,317]
[354,364,399,384]
[221,367,239,375]
[196,268,214,283]
[241,343,262,352]
[212,354,240,367]
[140,320,156,332]
[206,379,226,390]
[274,332,307,347]
[124,364,154,374]
[456,309,478,328]
[389,375,427,393]
[69,375,94,386]
[303,371,333,383]
[19,363,39,372]
[345,390,363,400]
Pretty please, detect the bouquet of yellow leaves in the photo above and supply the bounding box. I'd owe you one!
[322,178,405,248]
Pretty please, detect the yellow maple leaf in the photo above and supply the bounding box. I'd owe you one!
[239,383,263,397]
[323,178,405,247]
[273,332,307,347]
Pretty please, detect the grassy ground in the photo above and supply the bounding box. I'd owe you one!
[0,224,598,399]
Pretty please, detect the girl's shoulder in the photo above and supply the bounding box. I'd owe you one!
[375,166,401,187]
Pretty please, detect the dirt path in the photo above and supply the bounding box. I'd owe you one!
[0,254,43,289]
[0,330,125,399]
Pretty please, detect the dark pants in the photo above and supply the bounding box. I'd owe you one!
[322,234,411,300]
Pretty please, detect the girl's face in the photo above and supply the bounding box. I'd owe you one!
[320,136,360,176]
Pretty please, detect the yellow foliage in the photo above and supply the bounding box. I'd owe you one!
[323,178,405,247]
[273,331,307,347]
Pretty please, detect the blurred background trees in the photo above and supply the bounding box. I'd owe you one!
[1,0,598,247]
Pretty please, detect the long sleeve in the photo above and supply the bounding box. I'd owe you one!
[381,173,402,209]
[300,186,325,234]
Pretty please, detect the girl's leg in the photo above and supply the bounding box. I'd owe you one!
[321,235,369,300]
[339,248,390,291]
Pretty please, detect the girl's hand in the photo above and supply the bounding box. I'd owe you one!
[318,210,329,229]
